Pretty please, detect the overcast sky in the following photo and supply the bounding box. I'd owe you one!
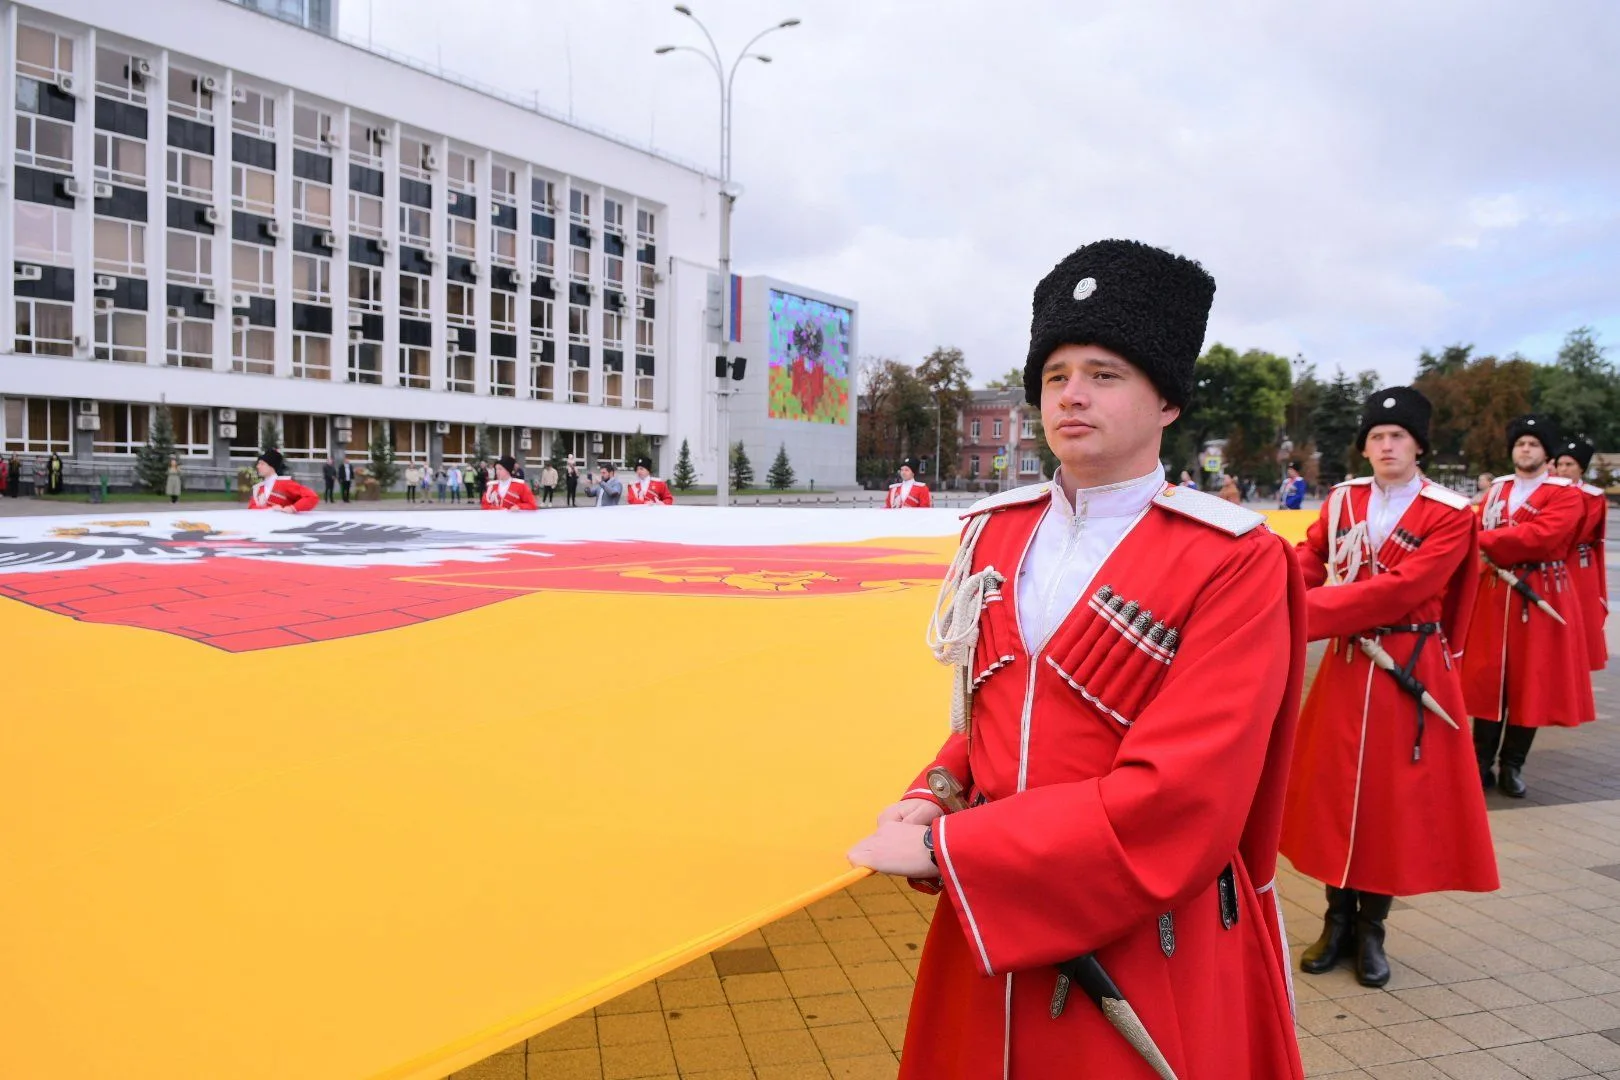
[340,0,1619,387]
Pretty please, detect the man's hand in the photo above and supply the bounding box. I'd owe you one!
[847,820,937,879]
[875,798,945,827]
[272,505,296,513]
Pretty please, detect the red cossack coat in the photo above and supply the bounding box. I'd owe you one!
[625,478,675,505]
[1280,478,1498,897]
[886,482,932,508]
[1461,477,1595,727]
[247,476,319,512]
[898,483,1306,1080]
[480,480,538,510]
[1573,484,1609,671]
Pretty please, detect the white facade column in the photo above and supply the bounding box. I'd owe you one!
[146,43,168,367]
[71,26,94,361]
[272,82,294,380]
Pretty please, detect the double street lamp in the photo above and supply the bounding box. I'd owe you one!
[656,6,799,507]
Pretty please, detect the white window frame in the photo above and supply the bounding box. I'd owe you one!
[447,150,477,192]
[94,308,148,364]
[399,136,432,181]
[635,316,654,354]
[447,281,475,328]
[3,397,71,454]
[637,262,656,297]
[1020,454,1041,476]
[232,325,276,375]
[392,419,430,464]
[292,253,332,304]
[348,119,382,167]
[15,297,75,356]
[569,188,591,227]
[16,24,72,82]
[15,203,75,266]
[349,264,382,312]
[167,69,213,124]
[293,103,333,151]
[491,290,516,333]
[531,176,556,214]
[231,86,276,139]
[448,216,476,258]
[604,254,624,291]
[166,315,213,369]
[292,178,332,225]
[970,419,981,440]
[489,356,516,398]
[399,346,431,389]
[492,226,516,267]
[569,366,590,405]
[530,350,556,401]
[166,229,213,286]
[400,205,431,247]
[291,333,332,380]
[568,304,589,347]
[602,310,624,349]
[1021,418,1039,440]
[281,413,330,461]
[94,131,147,188]
[992,419,1004,440]
[531,297,554,339]
[166,148,213,201]
[15,111,75,174]
[94,217,146,276]
[634,371,654,411]
[491,163,517,206]
[169,405,212,456]
[347,340,382,385]
[348,191,383,237]
[447,352,475,394]
[231,163,275,216]
[232,242,275,296]
[92,401,150,456]
[603,198,625,237]
[530,235,554,274]
[95,48,151,105]
[570,247,591,284]
[399,273,430,318]
[636,208,656,246]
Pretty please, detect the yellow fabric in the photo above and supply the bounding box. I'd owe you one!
[0,513,1312,1080]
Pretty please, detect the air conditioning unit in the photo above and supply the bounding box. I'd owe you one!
[434,421,451,435]
[203,206,221,225]
[468,263,483,280]
[264,221,282,238]
[591,435,604,450]
[93,181,113,199]
[95,273,117,291]
[511,270,528,286]
[132,57,153,79]
[72,334,89,350]
[446,342,461,357]
[218,423,238,439]
[585,283,598,296]
[14,263,42,282]
[55,73,77,97]
[94,296,114,312]
[371,127,391,145]
[231,315,249,330]
[423,150,440,171]
[519,434,532,451]
[231,292,250,310]
[447,192,460,207]
[424,251,439,265]
[318,230,338,249]
[347,310,365,327]
[76,414,101,431]
[230,86,247,104]
[654,271,666,284]
[165,305,185,318]
[202,289,221,306]
[320,130,341,148]
[61,178,86,199]
[79,400,99,416]
[219,408,237,422]
[375,238,393,253]
[199,75,220,95]
[348,328,363,343]
[333,415,353,431]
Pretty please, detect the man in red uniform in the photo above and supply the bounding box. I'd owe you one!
[885,458,933,508]
[480,455,538,511]
[1554,438,1608,671]
[625,457,675,505]
[247,448,319,512]
[1281,387,1497,989]
[847,240,1306,1079]
[1464,415,1595,797]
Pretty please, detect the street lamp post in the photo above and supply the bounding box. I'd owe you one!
[657,7,799,508]
[933,395,942,490]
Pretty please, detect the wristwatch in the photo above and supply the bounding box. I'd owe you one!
[922,824,937,866]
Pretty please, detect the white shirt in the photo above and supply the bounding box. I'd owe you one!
[1017,465,1165,654]
[1367,471,1423,551]
[1507,470,1546,514]
[251,472,278,507]
[893,479,915,505]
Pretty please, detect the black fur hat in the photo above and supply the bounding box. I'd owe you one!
[1356,386,1431,454]
[1024,239,1216,408]
[497,455,518,475]
[1557,437,1595,471]
[256,447,286,474]
[901,457,921,475]
[1506,414,1560,456]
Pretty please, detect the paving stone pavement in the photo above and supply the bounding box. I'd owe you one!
[455,583,1617,1080]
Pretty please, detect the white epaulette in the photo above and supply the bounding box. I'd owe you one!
[1334,476,1375,487]
[961,482,1050,519]
[1545,476,1574,487]
[1151,485,1266,536]
[1419,483,1471,511]
[1582,483,1606,497]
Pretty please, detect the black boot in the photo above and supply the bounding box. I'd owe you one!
[1498,725,1536,798]
[1355,892,1394,988]
[1301,885,1358,975]
[1472,718,1502,790]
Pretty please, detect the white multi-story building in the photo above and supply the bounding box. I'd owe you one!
[1,0,853,491]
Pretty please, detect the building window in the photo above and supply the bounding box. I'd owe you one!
[292,254,331,303]
[439,422,476,464]
[292,178,331,225]
[570,247,590,283]
[635,317,654,354]
[530,350,555,401]
[603,198,624,237]
[491,290,515,333]
[166,316,213,369]
[15,109,75,174]
[1021,418,1039,440]
[637,208,656,245]
[168,68,213,123]
[602,311,624,349]
[531,236,554,274]
[232,86,276,138]
[166,230,213,285]
[634,372,654,410]
[15,298,74,356]
[604,254,624,291]
[227,410,269,458]
[231,164,275,215]
[447,150,476,192]
[169,405,211,456]
[448,217,475,258]
[231,325,274,375]
[491,163,517,205]
[392,419,430,464]
[94,309,147,364]
[569,366,590,405]
[233,242,275,296]
[569,188,591,227]
[399,136,432,181]
[969,456,981,478]
[1020,454,1041,476]
[568,305,589,348]
[16,203,75,266]
[350,264,382,311]
[531,176,556,214]
[348,119,382,166]
[94,218,146,276]
[348,340,381,384]
[16,24,73,82]
[292,103,332,151]
[349,192,383,237]
[3,397,71,454]
[602,370,623,408]
[292,334,331,380]
[400,205,431,247]
[447,351,475,394]
[992,419,1004,440]
[970,419,981,440]
[282,413,329,460]
[94,132,146,188]
[96,47,150,105]
[399,273,429,318]
[637,263,656,297]
[490,357,516,397]
[492,227,516,266]
[531,297,554,339]
[398,347,430,389]
[93,402,150,455]
[447,282,474,327]
[166,149,213,200]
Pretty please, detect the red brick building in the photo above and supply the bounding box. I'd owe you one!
[956,388,1047,491]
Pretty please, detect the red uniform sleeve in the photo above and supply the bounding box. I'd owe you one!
[1592,494,1610,613]
[904,730,971,808]
[934,533,1297,974]
[288,482,319,512]
[916,486,933,508]
[1293,501,1332,589]
[658,482,675,505]
[1304,503,1475,641]
[513,484,538,510]
[1480,484,1584,565]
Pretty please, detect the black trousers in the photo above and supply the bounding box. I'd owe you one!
[340,480,351,503]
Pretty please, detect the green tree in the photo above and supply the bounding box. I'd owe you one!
[916,346,974,481]
[368,422,400,491]
[1169,344,1293,481]
[856,356,936,484]
[1310,368,1366,482]
[730,441,755,491]
[984,367,1024,391]
[767,443,795,489]
[671,438,697,491]
[1532,327,1616,448]
[135,405,178,494]
[259,414,281,453]
[625,427,654,472]
[474,425,496,465]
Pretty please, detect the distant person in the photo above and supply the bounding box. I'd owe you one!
[475,462,490,498]
[338,457,355,503]
[165,457,182,504]
[446,463,463,504]
[1472,471,1493,509]
[626,457,675,505]
[403,463,421,504]
[564,456,581,508]
[539,463,559,507]
[480,455,538,511]
[1178,469,1198,490]
[321,458,337,503]
[1218,473,1242,504]
[885,457,932,508]
[1,455,10,497]
[45,451,64,495]
[1281,462,1307,509]
[247,449,318,512]
[584,463,623,506]
[435,467,448,503]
